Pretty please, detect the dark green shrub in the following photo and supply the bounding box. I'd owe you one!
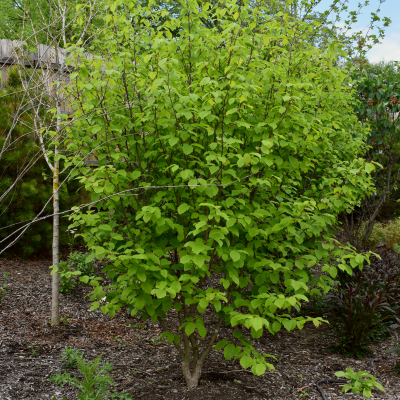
[327,249,400,358]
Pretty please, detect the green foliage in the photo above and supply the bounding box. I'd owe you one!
[66,0,373,383]
[0,0,104,47]
[50,348,133,399]
[335,367,385,398]
[0,73,86,257]
[58,252,96,294]
[28,345,40,357]
[346,61,400,246]
[61,347,82,368]
[367,218,400,249]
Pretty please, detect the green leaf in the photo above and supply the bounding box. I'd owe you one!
[197,324,206,338]
[240,355,255,369]
[252,364,267,376]
[99,224,112,231]
[185,322,196,337]
[252,317,263,332]
[200,77,211,85]
[183,144,193,155]
[223,344,236,360]
[169,137,180,147]
[199,298,209,310]
[178,203,191,214]
[215,340,228,351]
[230,250,241,262]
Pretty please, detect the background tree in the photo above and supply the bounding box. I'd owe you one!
[0,67,85,256]
[0,0,103,325]
[64,0,374,387]
[343,61,400,248]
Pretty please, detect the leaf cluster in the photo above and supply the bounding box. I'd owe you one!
[335,367,384,398]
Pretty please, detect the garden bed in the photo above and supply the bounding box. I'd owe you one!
[0,256,399,400]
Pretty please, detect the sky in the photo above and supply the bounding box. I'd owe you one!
[313,0,400,63]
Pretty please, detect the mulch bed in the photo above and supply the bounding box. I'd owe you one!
[1,256,400,400]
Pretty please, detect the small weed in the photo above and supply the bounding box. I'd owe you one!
[299,392,309,398]
[114,337,123,345]
[150,335,162,346]
[297,374,303,381]
[60,316,71,325]
[28,345,40,357]
[61,347,81,368]
[47,315,70,326]
[128,323,146,329]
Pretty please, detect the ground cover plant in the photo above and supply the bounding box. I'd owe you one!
[60,0,377,388]
[50,348,133,399]
[335,367,385,398]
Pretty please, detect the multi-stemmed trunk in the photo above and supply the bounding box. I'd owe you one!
[163,313,224,388]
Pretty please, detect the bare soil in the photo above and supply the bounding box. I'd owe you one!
[1,256,400,400]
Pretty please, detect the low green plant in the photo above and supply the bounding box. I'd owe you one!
[335,367,385,398]
[57,252,96,294]
[150,335,162,346]
[367,218,400,249]
[61,347,81,368]
[28,345,40,357]
[114,337,123,345]
[0,272,10,303]
[50,348,133,399]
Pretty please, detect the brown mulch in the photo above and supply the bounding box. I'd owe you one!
[1,256,400,400]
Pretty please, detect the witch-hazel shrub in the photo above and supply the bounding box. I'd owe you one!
[63,0,374,388]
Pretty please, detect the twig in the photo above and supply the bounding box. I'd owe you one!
[297,384,311,392]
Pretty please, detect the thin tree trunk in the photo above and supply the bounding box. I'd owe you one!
[51,145,60,326]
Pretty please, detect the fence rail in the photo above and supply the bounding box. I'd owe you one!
[0,38,92,87]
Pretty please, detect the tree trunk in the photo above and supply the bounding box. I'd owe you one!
[51,151,60,326]
[181,360,203,388]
